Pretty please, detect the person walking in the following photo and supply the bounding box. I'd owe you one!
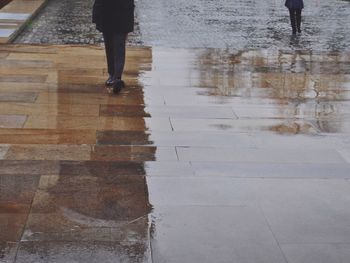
[92,0,135,93]
[285,0,304,35]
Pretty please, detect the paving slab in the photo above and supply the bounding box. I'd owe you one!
[190,162,350,179]
[281,244,350,263]
[254,179,350,244]
[176,146,346,163]
[150,206,287,263]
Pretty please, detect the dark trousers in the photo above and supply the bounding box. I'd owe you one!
[288,8,302,33]
[102,32,127,80]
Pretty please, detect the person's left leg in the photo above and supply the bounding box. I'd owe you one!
[296,9,302,33]
[102,31,115,85]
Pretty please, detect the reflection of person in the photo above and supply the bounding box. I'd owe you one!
[92,0,135,93]
[285,0,304,35]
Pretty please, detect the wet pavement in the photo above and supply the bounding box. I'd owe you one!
[136,0,350,50]
[1,44,350,262]
[3,0,350,261]
[14,0,350,51]
[13,0,141,45]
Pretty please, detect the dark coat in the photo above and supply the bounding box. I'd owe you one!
[92,0,135,33]
[285,0,304,9]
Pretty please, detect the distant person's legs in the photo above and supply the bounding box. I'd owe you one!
[102,32,127,89]
[288,8,297,34]
[296,9,302,33]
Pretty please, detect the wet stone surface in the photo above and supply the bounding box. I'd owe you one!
[14,0,142,45]
[14,0,350,51]
[1,43,350,262]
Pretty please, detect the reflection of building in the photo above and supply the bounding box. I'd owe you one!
[196,49,349,134]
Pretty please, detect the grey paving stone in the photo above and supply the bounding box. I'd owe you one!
[191,162,350,179]
[144,105,237,119]
[150,206,287,263]
[281,244,350,263]
[176,147,346,163]
[146,131,256,148]
[338,149,350,163]
[146,177,257,206]
[253,134,350,150]
[254,179,350,243]
[147,177,350,246]
[144,161,194,176]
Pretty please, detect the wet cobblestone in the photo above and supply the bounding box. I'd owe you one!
[15,0,350,51]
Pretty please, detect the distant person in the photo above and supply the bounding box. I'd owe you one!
[285,0,304,35]
[92,0,135,93]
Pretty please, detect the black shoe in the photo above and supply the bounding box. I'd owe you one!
[113,80,125,94]
[105,76,114,86]
[297,29,301,34]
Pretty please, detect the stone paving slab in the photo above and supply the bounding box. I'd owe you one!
[281,244,350,263]
[0,44,350,263]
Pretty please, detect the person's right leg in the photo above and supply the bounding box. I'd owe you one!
[111,33,127,81]
[289,8,297,34]
[111,33,127,93]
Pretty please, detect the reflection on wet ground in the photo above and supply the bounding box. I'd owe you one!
[1,45,350,262]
